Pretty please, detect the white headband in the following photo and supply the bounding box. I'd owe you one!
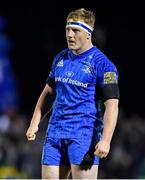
[66,21,93,34]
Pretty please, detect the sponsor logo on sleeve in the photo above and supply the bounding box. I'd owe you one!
[104,72,117,84]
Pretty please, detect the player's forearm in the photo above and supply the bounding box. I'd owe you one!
[102,99,119,143]
[30,93,47,127]
[29,85,54,127]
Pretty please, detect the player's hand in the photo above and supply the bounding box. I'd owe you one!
[94,140,110,158]
[26,125,38,141]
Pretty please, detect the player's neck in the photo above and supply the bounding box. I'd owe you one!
[73,42,93,55]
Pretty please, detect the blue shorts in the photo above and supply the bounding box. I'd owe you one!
[42,136,100,166]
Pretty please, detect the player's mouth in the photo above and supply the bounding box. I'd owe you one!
[67,40,75,45]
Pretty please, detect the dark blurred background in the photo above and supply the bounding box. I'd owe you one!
[0,0,145,179]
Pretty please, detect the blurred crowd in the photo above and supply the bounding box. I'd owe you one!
[98,110,145,179]
[0,112,46,178]
[0,15,145,179]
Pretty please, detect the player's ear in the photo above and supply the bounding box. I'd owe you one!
[87,33,91,39]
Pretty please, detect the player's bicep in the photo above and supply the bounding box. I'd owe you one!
[100,83,120,102]
[46,76,55,89]
[42,84,54,96]
[97,61,120,102]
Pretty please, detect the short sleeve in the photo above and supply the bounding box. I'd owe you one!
[96,58,120,101]
[46,56,58,89]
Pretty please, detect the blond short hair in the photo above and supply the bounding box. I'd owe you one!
[66,8,96,29]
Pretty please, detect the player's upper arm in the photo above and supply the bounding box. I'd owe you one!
[104,98,119,107]
[46,76,55,89]
[96,57,120,102]
[42,84,54,96]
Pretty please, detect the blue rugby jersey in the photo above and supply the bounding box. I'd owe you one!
[46,46,119,138]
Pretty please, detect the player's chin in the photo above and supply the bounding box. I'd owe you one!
[68,44,76,50]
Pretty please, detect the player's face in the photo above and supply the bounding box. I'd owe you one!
[66,26,89,53]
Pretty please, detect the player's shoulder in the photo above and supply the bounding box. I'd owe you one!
[93,47,116,68]
[55,48,69,60]
[51,48,69,66]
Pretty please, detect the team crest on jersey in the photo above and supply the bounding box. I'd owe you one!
[81,62,92,74]
[104,72,117,84]
[56,59,63,67]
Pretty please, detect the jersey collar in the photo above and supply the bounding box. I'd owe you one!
[69,46,96,60]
